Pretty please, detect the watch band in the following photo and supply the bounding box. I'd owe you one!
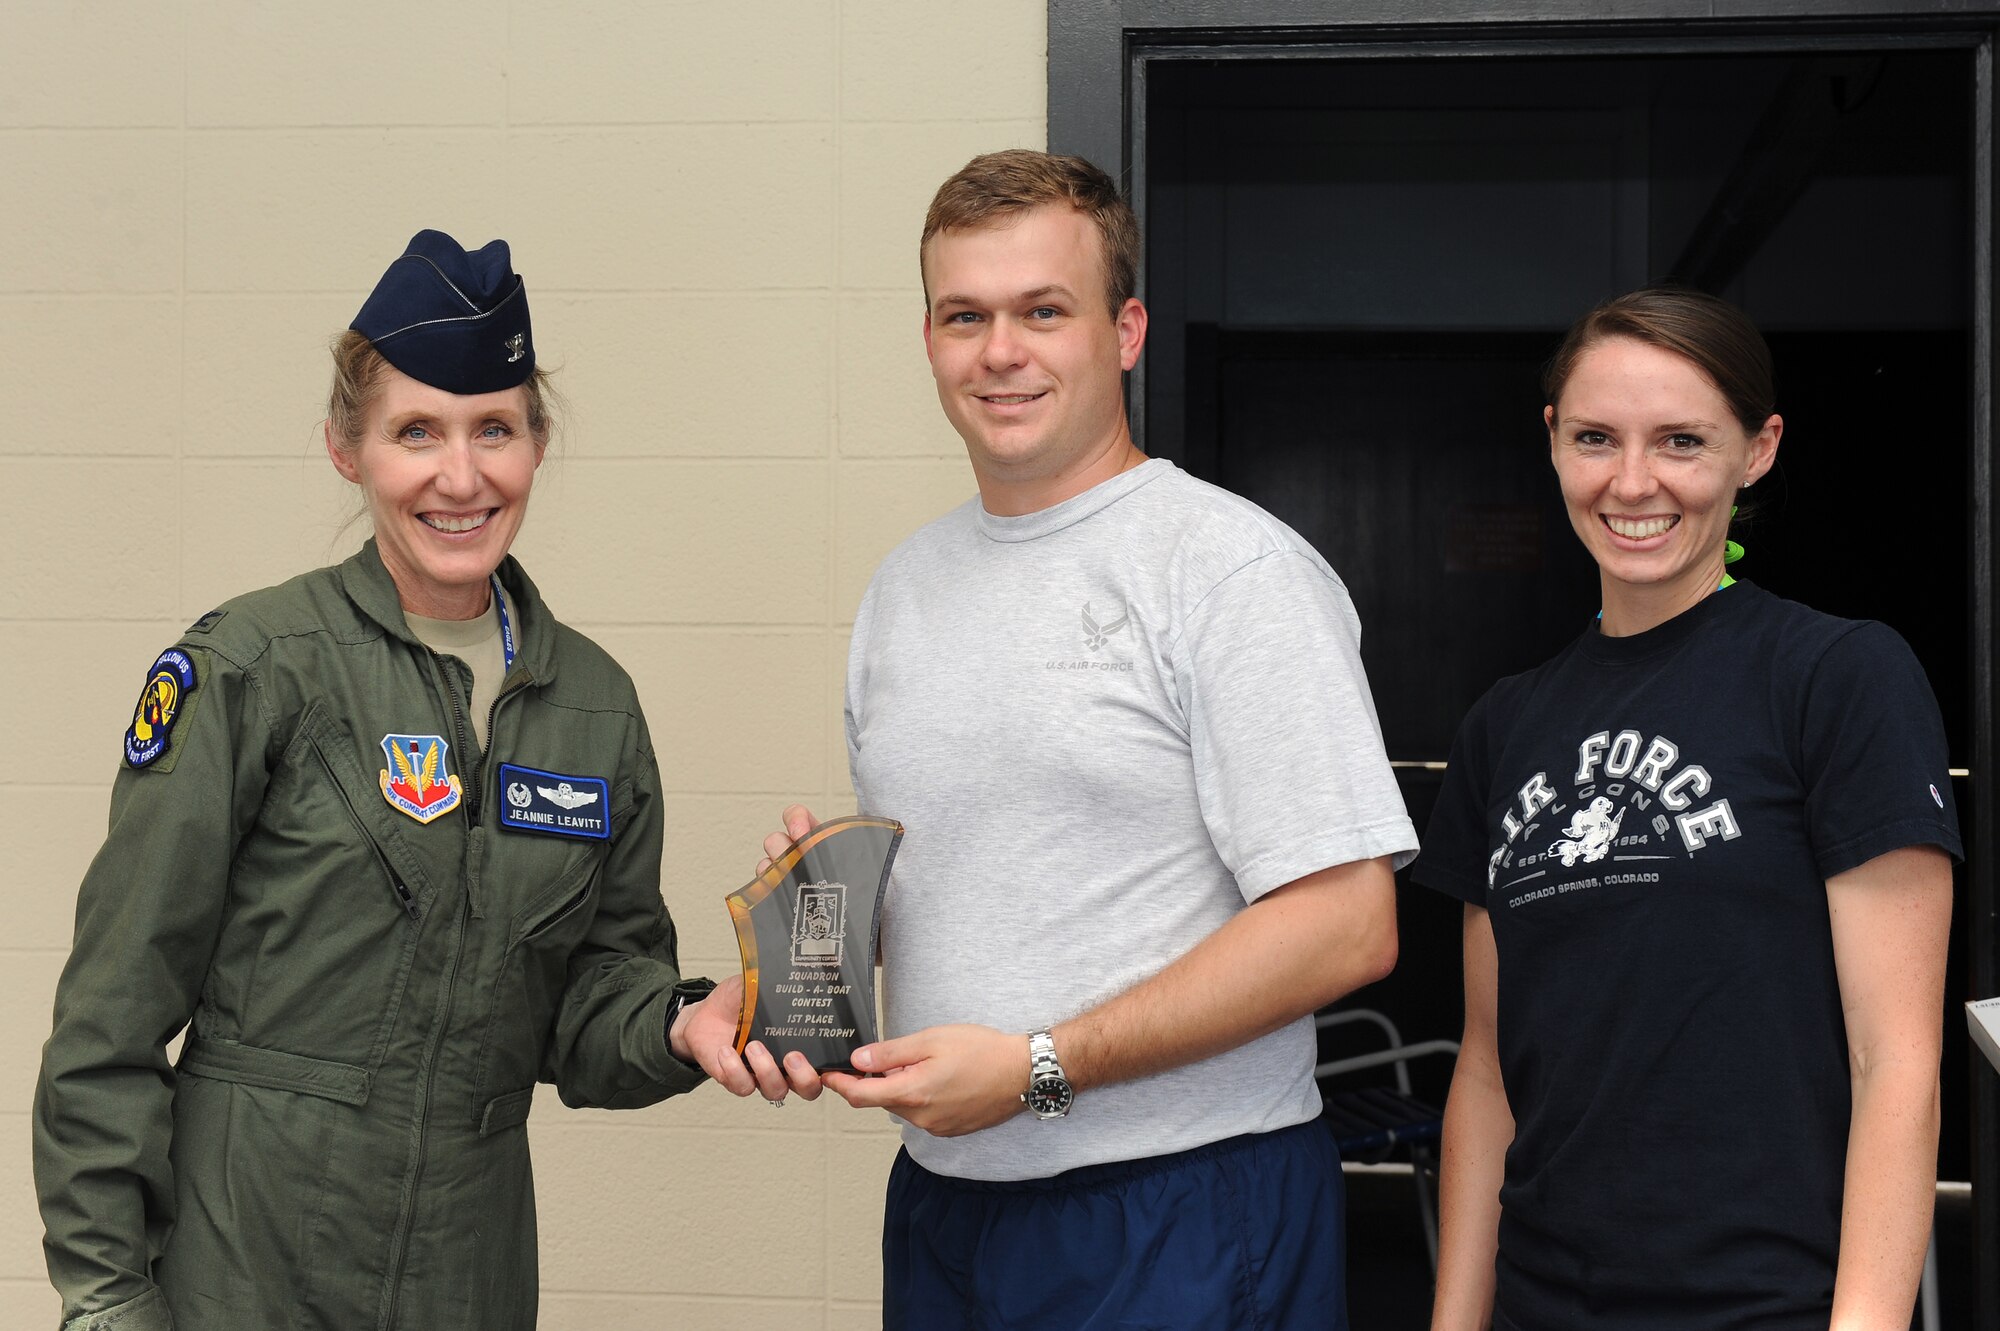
[1028,1029,1063,1080]
[663,976,718,1063]
[1022,1027,1074,1120]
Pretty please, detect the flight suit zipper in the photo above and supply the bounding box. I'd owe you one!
[429,648,533,821]
[432,652,478,818]
[376,885,466,1331]
[379,652,529,1329]
[469,665,532,818]
[379,649,479,1330]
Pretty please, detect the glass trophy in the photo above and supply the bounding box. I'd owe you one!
[726,815,902,1074]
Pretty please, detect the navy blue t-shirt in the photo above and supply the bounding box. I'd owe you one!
[1412,582,1960,1330]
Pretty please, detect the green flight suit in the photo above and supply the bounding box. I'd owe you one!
[35,540,704,1330]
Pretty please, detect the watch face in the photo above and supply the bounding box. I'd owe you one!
[1026,1075,1073,1117]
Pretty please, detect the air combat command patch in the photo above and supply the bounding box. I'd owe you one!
[379,733,463,824]
[125,648,199,768]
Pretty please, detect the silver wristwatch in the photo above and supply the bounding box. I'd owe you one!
[1020,1028,1074,1120]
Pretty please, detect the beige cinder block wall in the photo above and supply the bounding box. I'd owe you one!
[0,3,1044,1326]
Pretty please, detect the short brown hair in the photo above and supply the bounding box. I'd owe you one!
[326,329,560,452]
[1543,287,1775,432]
[921,149,1140,317]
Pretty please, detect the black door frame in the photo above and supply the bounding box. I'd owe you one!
[1048,3,1999,1324]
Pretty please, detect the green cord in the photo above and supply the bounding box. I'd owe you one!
[1721,505,1744,586]
[1597,505,1746,616]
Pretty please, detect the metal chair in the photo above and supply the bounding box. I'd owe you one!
[1918,1228,1940,1331]
[1316,1013,1945,1328]
[1314,1008,1459,1273]
[1304,1011,1944,1319]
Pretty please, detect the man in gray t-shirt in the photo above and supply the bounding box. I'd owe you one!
[759,150,1417,1330]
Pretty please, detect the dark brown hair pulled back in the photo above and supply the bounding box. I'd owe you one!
[1543,287,1775,432]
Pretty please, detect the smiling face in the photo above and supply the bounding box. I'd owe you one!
[1547,336,1780,634]
[921,203,1147,515]
[326,362,544,619]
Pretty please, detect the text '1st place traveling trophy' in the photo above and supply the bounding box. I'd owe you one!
[726,815,902,1074]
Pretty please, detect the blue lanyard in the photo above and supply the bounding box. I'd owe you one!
[491,573,516,673]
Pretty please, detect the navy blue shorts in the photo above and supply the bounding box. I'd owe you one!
[882,1119,1348,1331]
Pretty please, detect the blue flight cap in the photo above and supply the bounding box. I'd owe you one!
[351,230,535,394]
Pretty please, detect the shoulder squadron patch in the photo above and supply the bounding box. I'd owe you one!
[379,734,463,824]
[125,649,199,768]
[497,763,612,840]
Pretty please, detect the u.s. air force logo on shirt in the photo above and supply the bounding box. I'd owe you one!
[1045,598,1137,674]
[379,734,463,824]
[497,763,611,840]
[1489,727,1742,907]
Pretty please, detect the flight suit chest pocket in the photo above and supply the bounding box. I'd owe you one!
[298,703,438,911]
[508,837,607,948]
[213,705,440,1069]
[469,783,631,1119]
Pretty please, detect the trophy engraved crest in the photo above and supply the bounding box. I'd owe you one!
[791,881,846,966]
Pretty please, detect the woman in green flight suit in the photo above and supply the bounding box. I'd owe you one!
[34,231,806,1331]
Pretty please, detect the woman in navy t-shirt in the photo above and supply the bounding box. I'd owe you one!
[1414,288,1960,1330]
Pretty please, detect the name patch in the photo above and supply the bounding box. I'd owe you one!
[498,763,611,841]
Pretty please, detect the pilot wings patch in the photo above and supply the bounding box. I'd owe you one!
[538,782,599,810]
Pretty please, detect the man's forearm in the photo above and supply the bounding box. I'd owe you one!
[1052,856,1397,1092]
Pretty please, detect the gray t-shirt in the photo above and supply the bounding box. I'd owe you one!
[847,459,1417,1180]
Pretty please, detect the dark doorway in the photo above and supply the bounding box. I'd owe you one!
[1088,31,1986,1328]
[1147,35,1974,1148]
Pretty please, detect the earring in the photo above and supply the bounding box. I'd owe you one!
[1740,479,1754,489]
